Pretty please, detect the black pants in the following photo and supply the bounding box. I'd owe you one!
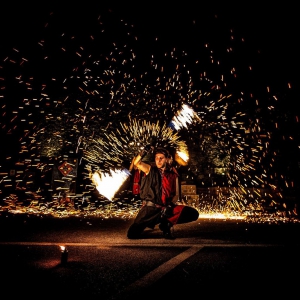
[127,205,162,239]
[127,204,199,239]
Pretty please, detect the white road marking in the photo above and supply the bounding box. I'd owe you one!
[110,246,203,299]
[127,246,202,287]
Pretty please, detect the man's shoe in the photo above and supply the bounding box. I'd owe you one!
[163,230,175,240]
[159,221,175,240]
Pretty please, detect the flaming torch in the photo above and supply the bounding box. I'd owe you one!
[169,103,200,166]
[90,168,131,201]
[168,103,201,131]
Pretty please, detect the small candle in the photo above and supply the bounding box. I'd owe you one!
[60,246,68,265]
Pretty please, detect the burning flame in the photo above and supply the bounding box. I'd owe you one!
[91,169,131,201]
[175,150,189,166]
[60,245,66,252]
[169,104,200,130]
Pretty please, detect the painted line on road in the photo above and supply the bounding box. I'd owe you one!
[0,241,282,247]
[110,246,203,299]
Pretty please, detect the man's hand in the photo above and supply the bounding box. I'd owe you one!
[143,144,152,152]
[140,144,153,158]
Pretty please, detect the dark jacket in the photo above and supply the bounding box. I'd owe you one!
[140,166,177,206]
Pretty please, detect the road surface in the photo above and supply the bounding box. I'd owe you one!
[0,213,299,299]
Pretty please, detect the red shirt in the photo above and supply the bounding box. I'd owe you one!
[160,169,177,204]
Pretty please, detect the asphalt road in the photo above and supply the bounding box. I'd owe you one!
[0,213,299,299]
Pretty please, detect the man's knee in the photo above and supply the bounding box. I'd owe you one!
[177,206,199,223]
[127,223,144,239]
[189,207,199,221]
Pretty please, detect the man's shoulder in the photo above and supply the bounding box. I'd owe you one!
[170,167,179,177]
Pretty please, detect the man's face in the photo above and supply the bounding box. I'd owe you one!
[155,153,167,169]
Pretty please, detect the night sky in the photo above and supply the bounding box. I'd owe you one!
[0,5,299,127]
[1,3,299,86]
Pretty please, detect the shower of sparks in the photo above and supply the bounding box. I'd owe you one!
[83,118,190,199]
[83,118,189,173]
[0,8,299,223]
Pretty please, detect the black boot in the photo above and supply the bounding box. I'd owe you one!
[159,220,175,240]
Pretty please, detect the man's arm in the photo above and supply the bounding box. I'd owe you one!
[133,154,151,175]
[131,144,153,175]
[129,157,135,172]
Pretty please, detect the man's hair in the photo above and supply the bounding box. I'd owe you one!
[154,147,169,157]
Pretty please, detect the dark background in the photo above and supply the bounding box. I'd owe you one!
[0,2,299,86]
[0,3,299,194]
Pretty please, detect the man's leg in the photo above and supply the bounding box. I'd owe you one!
[159,218,175,239]
[127,222,146,239]
[176,205,199,224]
[127,206,161,239]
